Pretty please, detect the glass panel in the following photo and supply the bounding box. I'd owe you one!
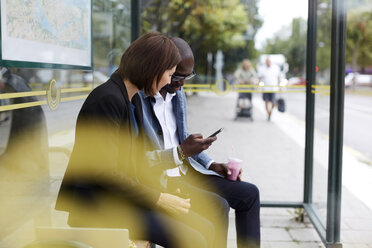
[141,2,309,246]
[93,0,131,85]
[0,1,131,246]
[312,0,332,224]
[0,73,13,156]
[341,0,372,238]
[142,0,308,202]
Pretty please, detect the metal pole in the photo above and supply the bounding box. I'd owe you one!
[261,201,303,208]
[304,0,317,205]
[131,0,141,42]
[326,0,346,246]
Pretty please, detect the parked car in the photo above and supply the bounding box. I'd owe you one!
[287,77,306,86]
[345,73,372,87]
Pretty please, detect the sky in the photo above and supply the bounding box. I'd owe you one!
[255,0,309,50]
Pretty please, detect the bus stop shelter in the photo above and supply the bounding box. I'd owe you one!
[0,0,352,247]
[131,0,347,247]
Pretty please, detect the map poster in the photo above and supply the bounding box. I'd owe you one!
[0,0,92,69]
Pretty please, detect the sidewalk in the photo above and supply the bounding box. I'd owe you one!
[186,92,372,248]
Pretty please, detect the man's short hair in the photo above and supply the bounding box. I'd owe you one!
[116,32,181,95]
[171,37,194,61]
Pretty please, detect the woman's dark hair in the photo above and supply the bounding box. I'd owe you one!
[116,32,181,95]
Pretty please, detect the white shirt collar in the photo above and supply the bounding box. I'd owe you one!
[154,91,176,103]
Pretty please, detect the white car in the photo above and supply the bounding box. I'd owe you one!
[345,73,372,87]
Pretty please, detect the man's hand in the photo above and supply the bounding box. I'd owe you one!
[180,134,216,157]
[237,168,243,181]
[156,193,191,216]
[209,162,231,178]
[210,162,244,181]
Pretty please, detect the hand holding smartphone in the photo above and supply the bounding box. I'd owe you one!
[208,128,223,138]
[181,129,223,157]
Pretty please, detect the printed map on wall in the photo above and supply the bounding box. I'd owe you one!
[1,0,92,68]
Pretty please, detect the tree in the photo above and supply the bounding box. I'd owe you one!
[223,0,263,73]
[316,0,372,75]
[316,0,332,74]
[142,0,247,51]
[261,0,372,82]
[141,0,250,78]
[262,18,307,77]
[346,9,372,73]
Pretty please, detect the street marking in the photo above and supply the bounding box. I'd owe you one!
[346,102,372,115]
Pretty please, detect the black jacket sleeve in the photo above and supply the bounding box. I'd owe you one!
[64,93,160,209]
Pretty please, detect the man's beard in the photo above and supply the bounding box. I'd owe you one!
[163,81,182,93]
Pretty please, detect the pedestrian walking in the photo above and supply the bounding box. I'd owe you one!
[258,57,281,121]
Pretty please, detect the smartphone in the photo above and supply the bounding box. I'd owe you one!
[208,128,223,138]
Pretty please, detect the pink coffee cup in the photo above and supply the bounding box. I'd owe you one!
[227,157,242,181]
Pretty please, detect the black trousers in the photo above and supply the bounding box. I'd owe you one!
[182,168,261,248]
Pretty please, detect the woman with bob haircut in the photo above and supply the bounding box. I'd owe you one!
[56,32,214,247]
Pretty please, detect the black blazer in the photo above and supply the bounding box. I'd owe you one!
[55,73,160,215]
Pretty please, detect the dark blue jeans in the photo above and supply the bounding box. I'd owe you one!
[184,169,261,248]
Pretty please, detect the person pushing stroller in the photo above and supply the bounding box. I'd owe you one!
[234,59,257,120]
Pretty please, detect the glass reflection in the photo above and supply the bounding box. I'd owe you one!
[0,1,132,246]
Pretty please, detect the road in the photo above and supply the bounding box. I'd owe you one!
[284,92,372,163]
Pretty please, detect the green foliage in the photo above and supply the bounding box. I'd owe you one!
[261,0,372,78]
[316,0,372,73]
[92,0,131,70]
[261,0,332,76]
[142,0,248,50]
[315,0,372,74]
[183,2,248,52]
[316,0,332,73]
[346,8,372,72]
[262,18,307,77]
[224,0,263,73]
[142,0,261,76]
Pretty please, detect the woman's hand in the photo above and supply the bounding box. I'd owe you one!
[156,193,191,215]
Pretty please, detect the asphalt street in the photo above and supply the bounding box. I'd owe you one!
[282,91,372,164]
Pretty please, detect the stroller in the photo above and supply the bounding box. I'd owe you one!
[235,92,253,121]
